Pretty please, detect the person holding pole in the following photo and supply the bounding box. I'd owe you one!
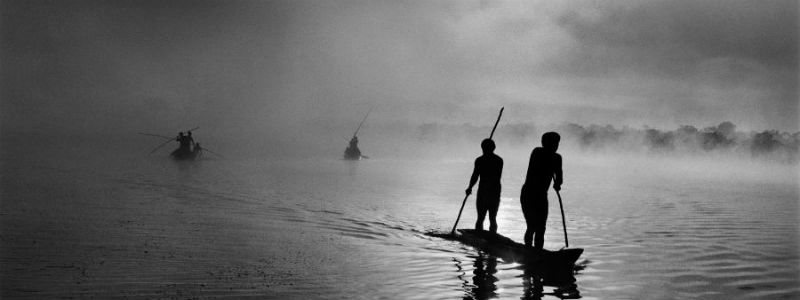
[465,139,503,233]
[451,107,504,234]
[520,132,563,249]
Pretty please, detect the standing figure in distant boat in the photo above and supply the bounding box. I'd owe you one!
[466,139,503,233]
[520,132,562,249]
[344,136,361,159]
[186,131,195,147]
[175,132,185,150]
[193,142,202,158]
[171,132,187,158]
[349,136,358,150]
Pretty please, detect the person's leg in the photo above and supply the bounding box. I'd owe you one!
[533,224,546,249]
[521,202,534,246]
[475,196,486,231]
[488,194,500,233]
[533,199,549,249]
[521,186,533,247]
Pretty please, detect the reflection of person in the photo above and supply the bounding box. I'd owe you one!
[522,274,544,300]
[466,139,503,233]
[471,253,498,299]
[522,263,580,300]
[520,132,562,249]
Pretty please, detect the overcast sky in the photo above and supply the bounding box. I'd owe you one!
[2,0,797,136]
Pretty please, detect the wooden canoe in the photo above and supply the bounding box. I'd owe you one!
[451,229,583,267]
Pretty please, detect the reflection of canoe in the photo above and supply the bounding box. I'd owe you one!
[453,229,583,266]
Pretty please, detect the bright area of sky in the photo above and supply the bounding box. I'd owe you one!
[2,0,797,140]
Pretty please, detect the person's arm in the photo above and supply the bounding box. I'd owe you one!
[553,154,563,191]
[466,158,479,195]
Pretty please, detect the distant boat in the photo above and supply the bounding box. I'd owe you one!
[343,108,372,160]
[444,229,583,267]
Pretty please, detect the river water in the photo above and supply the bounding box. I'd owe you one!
[2,136,798,299]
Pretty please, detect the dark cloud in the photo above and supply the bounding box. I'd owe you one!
[546,0,797,130]
[1,0,291,133]
[1,0,796,139]
[557,0,797,71]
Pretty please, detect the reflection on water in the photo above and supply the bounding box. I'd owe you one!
[521,265,581,300]
[459,253,499,299]
[1,139,798,299]
[453,251,582,300]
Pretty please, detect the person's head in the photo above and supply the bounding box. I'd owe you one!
[187,131,192,136]
[541,132,560,152]
[179,132,184,136]
[480,138,496,154]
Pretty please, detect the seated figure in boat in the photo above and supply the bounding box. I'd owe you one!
[171,132,195,158]
[466,138,503,233]
[176,132,191,149]
[520,132,563,249]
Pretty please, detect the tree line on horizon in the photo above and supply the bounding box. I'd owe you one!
[417,121,799,163]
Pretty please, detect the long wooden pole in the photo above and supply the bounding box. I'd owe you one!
[450,194,469,234]
[352,108,372,138]
[451,107,505,235]
[555,189,569,248]
[148,138,175,155]
[489,107,504,139]
[202,148,223,158]
[138,132,173,140]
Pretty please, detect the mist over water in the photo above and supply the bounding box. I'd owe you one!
[2,133,798,299]
[2,0,798,299]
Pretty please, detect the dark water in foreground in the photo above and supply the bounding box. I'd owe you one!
[1,140,798,299]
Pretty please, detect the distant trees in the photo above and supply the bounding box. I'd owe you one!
[417,120,799,163]
[750,130,799,163]
[698,121,736,151]
[556,121,798,163]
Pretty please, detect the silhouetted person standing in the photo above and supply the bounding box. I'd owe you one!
[521,132,562,249]
[193,142,202,157]
[466,139,503,233]
[350,136,358,148]
[344,136,361,159]
[186,131,195,147]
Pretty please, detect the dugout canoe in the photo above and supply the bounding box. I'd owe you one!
[451,229,583,267]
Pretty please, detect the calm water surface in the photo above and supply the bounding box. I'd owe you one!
[2,140,798,299]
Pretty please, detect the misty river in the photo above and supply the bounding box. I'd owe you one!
[1,135,798,299]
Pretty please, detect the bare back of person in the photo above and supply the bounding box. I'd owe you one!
[466,139,504,233]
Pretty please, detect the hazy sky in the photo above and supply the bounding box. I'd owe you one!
[2,0,797,136]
